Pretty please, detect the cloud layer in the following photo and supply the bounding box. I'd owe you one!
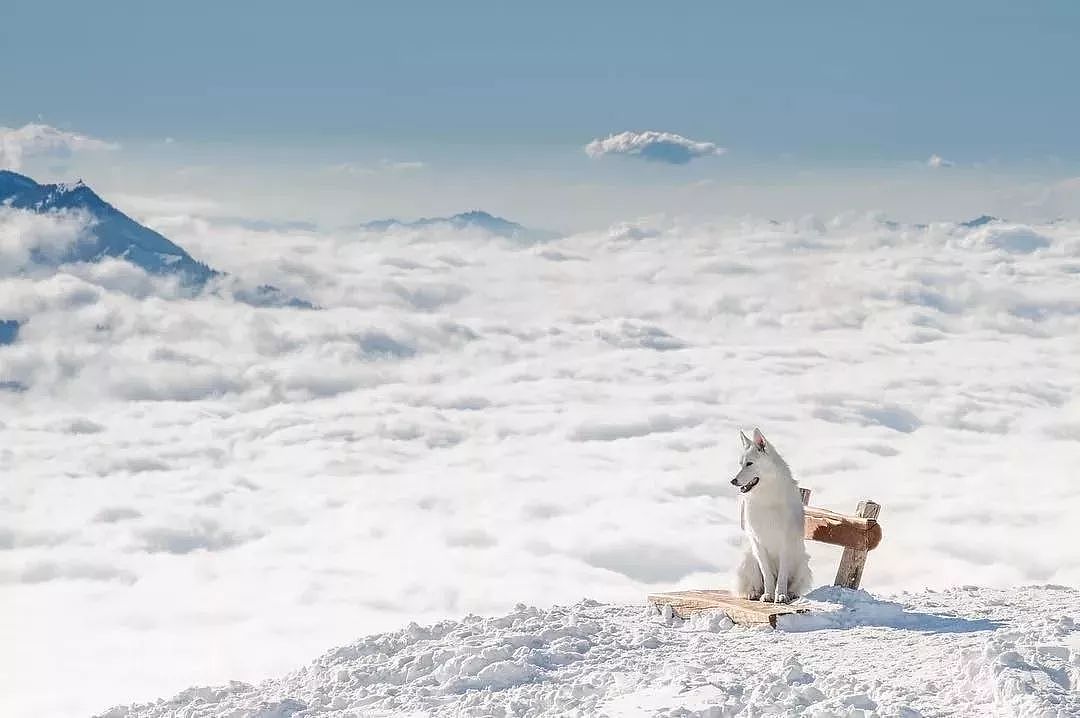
[0,123,118,170]
[0,206,89,274]
[1,208,1079,717]
[585,131,724,164]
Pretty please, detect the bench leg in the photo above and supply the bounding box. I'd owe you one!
[833,500,881,589]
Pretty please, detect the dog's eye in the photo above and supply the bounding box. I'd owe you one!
[744,461,753,467]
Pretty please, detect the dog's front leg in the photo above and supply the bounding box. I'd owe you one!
[775,552,792,604]
[750,540,777,602]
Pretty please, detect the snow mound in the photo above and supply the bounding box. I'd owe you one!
[101,586,1080,718]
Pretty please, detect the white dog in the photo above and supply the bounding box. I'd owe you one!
[730,428,811,604]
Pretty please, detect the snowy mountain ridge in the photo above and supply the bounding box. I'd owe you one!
[0,169,216,284]
[0,170,315,308]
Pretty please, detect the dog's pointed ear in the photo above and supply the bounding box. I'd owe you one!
[739,430,752,449]
[752,427,767,452]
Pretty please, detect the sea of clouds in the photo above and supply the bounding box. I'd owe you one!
[2,206,1079,717]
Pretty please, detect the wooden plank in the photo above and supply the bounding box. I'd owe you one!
[647,589,808,628]
[833,500,881,589]
[804,505,882,551]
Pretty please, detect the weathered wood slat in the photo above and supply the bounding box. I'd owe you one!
[648,589,808,627]
[803,505,882,551]
[833,500,882,589]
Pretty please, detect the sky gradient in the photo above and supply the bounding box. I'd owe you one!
[3,1,1080,228]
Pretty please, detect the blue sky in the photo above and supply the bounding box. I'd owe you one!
[3,1,1080,228]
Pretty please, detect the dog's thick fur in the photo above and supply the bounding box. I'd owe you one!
[731,428,811,603]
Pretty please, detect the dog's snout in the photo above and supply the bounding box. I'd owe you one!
[730,478,739,486]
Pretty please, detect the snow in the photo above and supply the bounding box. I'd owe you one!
[102,586,1080,717]
[1,210,1079,717]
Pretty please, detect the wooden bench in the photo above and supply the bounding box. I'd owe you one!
[648,490,882,627]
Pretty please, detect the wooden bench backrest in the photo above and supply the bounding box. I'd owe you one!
[799,488,882,589]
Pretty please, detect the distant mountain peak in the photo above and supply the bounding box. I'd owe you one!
[454,210,496,221]
[0,170,214,284]
[358,209,553,242]
[0,171,318,310]
[961,215,1000,228]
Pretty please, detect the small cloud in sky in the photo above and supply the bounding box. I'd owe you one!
[0,123,118,170]
[585,130,724,165]
[164,137,176,145]
[328,162,374,177]
[382,160,425,171]
[328,159,426,176]
[927,153,954,168]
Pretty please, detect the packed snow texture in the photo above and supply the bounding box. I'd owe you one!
[2,209,1079,717]
[103,586,1080,717]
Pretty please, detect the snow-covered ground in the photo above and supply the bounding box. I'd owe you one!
[103,586,1080,718]
[2,210,1079,717]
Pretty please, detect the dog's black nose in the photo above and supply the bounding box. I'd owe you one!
[730,478,738,485]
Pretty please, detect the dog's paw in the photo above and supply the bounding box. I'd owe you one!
[746,591,763,601]
[758,593,774,603]
[775,593,791,604]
